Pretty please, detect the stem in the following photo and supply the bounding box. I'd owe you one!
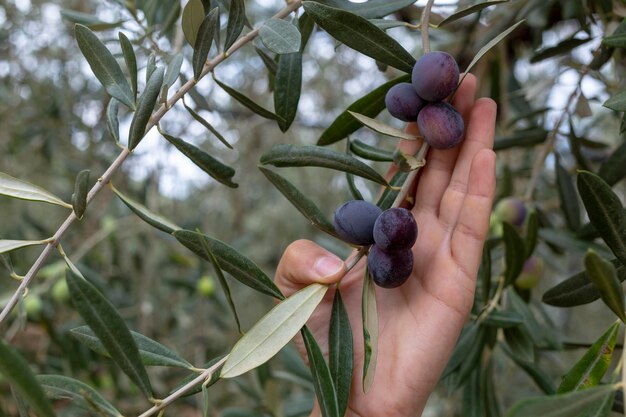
[137,356,228,417]
[392,143,430,207]
[420,0,436,54]
[0,0,304,328]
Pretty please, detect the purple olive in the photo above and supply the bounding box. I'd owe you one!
[411,51,460,102]
[373,208,418,251]
[367,245,413,289]
[385,82,426,122]
[333,200,382,246]
[417,102,465,149]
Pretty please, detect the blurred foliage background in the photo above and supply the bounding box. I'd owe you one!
[0,0,625,416]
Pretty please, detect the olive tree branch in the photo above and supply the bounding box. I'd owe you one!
[0,0,304,328]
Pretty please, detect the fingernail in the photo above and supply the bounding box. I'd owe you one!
[314,255,344,278]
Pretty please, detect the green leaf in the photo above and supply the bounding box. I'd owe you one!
[0,172,71,208]
[182,98,232,149]
[462,367,484,417]
[0,239,47,255]
[118,32,137,101]
[502,345,556,395]
[61,9,124,31]
[555,155,580,231]
[494,129,548,151]
[274,51,303,132]
[65,261,153,398]
[299,12,315,50]
[577,170,626,267]
[301,326,340,417]
[483,310,524,328]
[329,289,352,416]
[106,99,120,145]
[197,234,243,335]
[182,0,205,46]
[173,229,284,299]
[376,169,408,210]
[318,74,409,146]
[128,66,164,151]
[214,76,284,121]
[602,33,626,48]
[303,2,415,73]
[503,223,525,286]
[315,0,417,20]
[509,289,560,349]
[146,53,156,84]
[503,325,535,363]
[539,228,612,259]
[164,53,184,89]
[347,111,418,140]
[221,283,328,378]
[37,375,122,417]
[193,8,219,81]
[598,141,626,186]
[112,185,180,234]
[349,140,394,162]
[457,20,524,93]
[584,250,626,322]
[369,19,409,31]
[443,323,480,379]
[504,384,618,417]
[542,259,626,307]
[224,0,246,51]
[260,144,388,186]
[362,269,378,392]
[258,167,337,237]
[480,241,492,304]
[530,37,591,63]
[603,91,626,112]
[70,326,193,369]
[71,170,90,219]
[259,18,301,55]
[161,132,238,188]
[0,341,56,417]
[557,321,619,393]
[437,1,508,27]
[75,24,135,109]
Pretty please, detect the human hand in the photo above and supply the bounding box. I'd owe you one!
[274,74,497,417]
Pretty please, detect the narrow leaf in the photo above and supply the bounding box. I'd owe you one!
[598,141,626,186]
[259,18,301,54]
[118,32,137,101]
[0,172,71,208]
[71,170,90,219]
[193,8,219,81]
[70,326,193,369]
[483,310,524,328]
[164,53,184,89]
[0,341,55,417]
[349,140,394,162]
[75,24,135,109]
[504,384,617,417]
[224,0,246,51]
[347,111,418,140]
[602,33,626,48]
[509,289,560,349]
[577,171,626,267]
[37,375,122,417]
[182,98,232,149]
[362,268,378,392]
[161,132,238,188]
[61,9,125,31]
[299,12,315,50]
[555,155,580,231]
[329,289,353,416]
[106,99,120,145]
[258,167,337,236]
[112,185,180,234]
[437,1,508,27]
[0,239,47,255]
[377,169,408,210]
[584,250,626,322]
[502,345,556,395]
[65,260,153,398]
[602,91,626,112]
[316,0,417,19]
[302,326,340,417]
[146,54,156,84]
[530,38,591,63]
[274,51,303,132]
[221,283,328,378]
[504,325,535,363]
[542,259,626,307]
[182,0,205,46]
[503,222,526,286]
[557,321,620,393]
[214,76,283,121]
[260,144,388,186]
[303,2,415,73]
[318,74,409,146]
[173,229,284,299]
[128,66,164,150]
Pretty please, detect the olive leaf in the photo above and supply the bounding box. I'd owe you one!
[118,32,137,100]
[347,111,418,140]
[182,0,205,46]
[436,1,509,27]
[259,18,301,54]
[584,250,626,323]
[71,169,90,219]
[0,172,71,208]
[224,0,246,51]
[0,239,48,255]
[362,269,378,392]
[315,0,417,19]
[193,8,219,81]
[302,326,340,417]
[128,66,164,151]
[37,375,122,417]
[349,140,394,162]
[329,289,353,416]
[274,51,303,132]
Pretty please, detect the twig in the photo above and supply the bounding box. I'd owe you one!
[420,0,436,54]
[0,0,304,328]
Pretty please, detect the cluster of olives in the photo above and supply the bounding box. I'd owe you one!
[333,200,417,289]
[384,51,464,149]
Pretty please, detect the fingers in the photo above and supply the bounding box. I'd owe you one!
[412,74,477,215]
[450,149,496,281]
[274,239,346,296]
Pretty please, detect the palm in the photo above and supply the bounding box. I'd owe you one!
[279,75,496,417]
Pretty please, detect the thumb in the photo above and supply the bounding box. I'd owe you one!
[275,239,346,297]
